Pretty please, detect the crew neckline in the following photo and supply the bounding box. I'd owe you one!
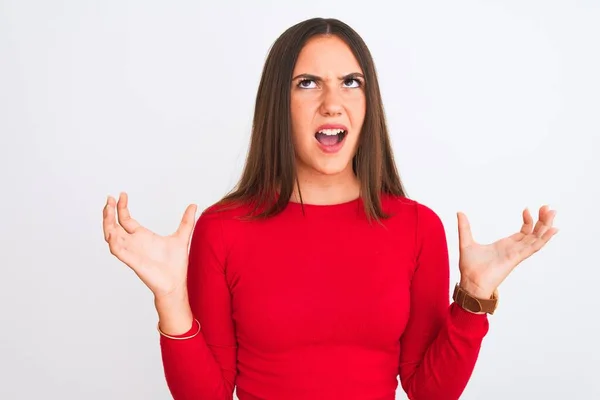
[284,196,363,217]
[286,196,360,207]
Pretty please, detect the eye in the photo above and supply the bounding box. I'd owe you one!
[298,79,317,89]
[343,78,362,88]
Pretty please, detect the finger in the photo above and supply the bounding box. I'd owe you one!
[107,228,125,255]
[522,233,539,247]
[116,192,141,234]
[542,226,559,242]
[107,231,140,268]
[175,204,198,241]
[533,208,557,238]
[509,208,534,241]
[539,205,551,220]
[457,212,474,249]
[518,227,559,260]
[103,195,118,242]
[532,206,552,236]
[519,208,534,236]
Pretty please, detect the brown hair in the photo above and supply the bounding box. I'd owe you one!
[216,17,407,222]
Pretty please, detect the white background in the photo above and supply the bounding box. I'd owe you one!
[1,0,598,399]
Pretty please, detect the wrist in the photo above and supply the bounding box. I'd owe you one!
[154,289,194,336]
[458,278,494,299]
[454,280,499,315]
[154,286,189,305]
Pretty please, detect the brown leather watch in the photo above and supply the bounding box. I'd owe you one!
[452,283,499,315]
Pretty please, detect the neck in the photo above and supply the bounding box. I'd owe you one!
[289,164,360,205]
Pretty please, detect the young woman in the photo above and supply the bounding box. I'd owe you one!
[103,17,558,400]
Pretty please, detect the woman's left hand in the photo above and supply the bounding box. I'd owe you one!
[456,205,559,299]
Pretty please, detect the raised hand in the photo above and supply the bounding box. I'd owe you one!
[456,205,558,299]
[102,192,198,299]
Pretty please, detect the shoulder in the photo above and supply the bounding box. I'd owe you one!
[188,200,252,260]
[378,194,448,264]
[198,199,253,222]
[192,198,254,245]
[381,193,444,228]
[380,193,447,250]
[382,196,448,268]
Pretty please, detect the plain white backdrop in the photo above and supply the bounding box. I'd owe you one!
[1,0,599,399]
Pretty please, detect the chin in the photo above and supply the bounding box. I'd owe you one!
[309,158,354,176]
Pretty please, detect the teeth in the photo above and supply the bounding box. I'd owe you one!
[317,128,345,135]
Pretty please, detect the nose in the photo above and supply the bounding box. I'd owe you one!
[319,87,343,116]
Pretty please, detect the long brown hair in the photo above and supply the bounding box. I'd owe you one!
[216,17,407,221]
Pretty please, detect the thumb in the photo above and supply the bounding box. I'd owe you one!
[457,211,474,249]
[176,204,198,240]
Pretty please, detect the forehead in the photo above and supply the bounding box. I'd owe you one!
[293,35,362,74]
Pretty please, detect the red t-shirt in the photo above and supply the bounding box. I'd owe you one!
[160,194,489,400]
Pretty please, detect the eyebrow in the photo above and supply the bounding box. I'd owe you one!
[292,72,365,81]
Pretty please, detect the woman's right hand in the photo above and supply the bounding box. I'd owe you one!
[102,192,198,299]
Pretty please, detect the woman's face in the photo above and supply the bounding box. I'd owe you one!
[290,35,366,178]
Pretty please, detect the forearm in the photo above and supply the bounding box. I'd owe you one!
[156,290,235,400]
[155,290,230,400]
[400,303,488,400]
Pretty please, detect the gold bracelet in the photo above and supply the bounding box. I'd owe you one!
[157,318,201,340]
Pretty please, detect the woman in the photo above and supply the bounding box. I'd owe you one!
[103,17,558,400]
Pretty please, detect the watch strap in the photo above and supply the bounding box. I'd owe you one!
[452,283,499,315]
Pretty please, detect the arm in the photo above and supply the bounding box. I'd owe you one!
[159,212,237,400]
[398,203,489,400]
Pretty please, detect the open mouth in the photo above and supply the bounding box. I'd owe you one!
[314,128,348,146]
